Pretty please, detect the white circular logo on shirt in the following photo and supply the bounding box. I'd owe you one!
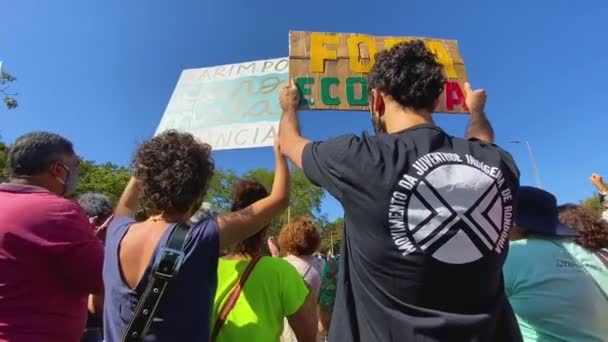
[388,153,514,264]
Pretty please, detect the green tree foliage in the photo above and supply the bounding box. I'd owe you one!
[581,193,602,217]
[1,70,18,110]
[0,140,345,255]
[0,141,8,181]
[205,169,238,211]
[73,161,131,205]
[207,167,327,240]
[319,217,344,254]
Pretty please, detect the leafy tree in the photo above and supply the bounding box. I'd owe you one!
[581,193,602,217]
[319,217,344,254]
[73,161,131,205]
[1,70,18,110]
[205,169,238,211]
[0,141,8,182]
[207,167,326,240]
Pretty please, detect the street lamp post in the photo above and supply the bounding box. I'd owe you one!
[510,140,543,189]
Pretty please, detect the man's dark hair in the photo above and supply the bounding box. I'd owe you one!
[368,40,446,111]
[77,192,113,221]
[9,131,74,177]
[133,130,214,215]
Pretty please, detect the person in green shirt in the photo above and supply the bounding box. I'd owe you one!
[212,179,318,342]
[504,186,608,341]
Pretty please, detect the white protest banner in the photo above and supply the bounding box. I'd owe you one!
[155,57,289,150]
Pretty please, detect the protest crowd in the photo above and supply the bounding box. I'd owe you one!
[0,40,607,342]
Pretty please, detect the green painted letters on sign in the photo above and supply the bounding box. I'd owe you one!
[346,77,368,106]
[296,77,315,106]
[321,77,341,106]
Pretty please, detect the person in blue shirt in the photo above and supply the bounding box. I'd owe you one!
[102,131,290,341]
[504,186,608,341]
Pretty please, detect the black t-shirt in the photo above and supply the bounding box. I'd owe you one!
[302,125,522,342]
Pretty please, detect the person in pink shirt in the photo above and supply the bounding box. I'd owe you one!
[0,132,104,342]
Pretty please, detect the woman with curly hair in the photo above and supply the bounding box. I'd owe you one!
[277,216,323,342]
[212,181,317,342]
[503,187,608,341]
[102,131,290,342]
[558,203,608,273]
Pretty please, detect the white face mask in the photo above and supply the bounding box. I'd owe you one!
[56,163,79,196]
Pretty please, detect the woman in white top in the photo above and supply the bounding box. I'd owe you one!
[275,216,323,341]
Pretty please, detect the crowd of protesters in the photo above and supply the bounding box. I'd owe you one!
[0,40,607,342]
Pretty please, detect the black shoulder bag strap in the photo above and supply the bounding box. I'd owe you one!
[121,223,190,342]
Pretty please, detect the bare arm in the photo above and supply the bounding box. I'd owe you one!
[591,174,608,192]
[279,79,311,169]
[287,291,318,342]
[88,293,104,317]
[267,236,280,257]
[464,82,494,143]
[217,141,290,250]
[114,177,142,218]
[319,305,332,336]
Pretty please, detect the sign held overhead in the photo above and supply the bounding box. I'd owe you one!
[289,31,469,114]
[155,58,288,151]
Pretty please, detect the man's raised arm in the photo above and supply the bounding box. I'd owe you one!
[464,82,494,144]
[279,79,311,169]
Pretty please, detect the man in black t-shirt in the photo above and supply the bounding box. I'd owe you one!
[278,41,522,341]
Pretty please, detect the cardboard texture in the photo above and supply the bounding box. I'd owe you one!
[289,31,469,114]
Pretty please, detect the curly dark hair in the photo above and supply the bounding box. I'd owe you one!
[368,40,445,112]
[230,180,269,256]
[558,204,608,250]
[132,130,214,215]
[278,216,320,256]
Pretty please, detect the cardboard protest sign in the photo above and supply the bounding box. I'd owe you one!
[289,31,468,113]
[155,58,288,150]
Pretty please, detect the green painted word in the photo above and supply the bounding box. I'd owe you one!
[296,77,368,107]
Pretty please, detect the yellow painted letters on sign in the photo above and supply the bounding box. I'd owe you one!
[347,35,377,73]
[311,33,339,73]
[424,40,458,78]
[383,38,412,50]
[288,31,468,113]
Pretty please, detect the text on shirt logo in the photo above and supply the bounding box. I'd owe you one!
[388,152,514,264]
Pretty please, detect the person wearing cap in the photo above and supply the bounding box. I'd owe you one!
[504,186,608,341]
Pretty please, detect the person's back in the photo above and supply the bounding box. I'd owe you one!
[504,199,608,341]
[278,217,324,342]
[321,128,520,341]
[103,216,220,341]
[213,257,310,341]
[318,255,339,337]
[77,192,113,342]
[279,217,324,298]
[212,180,317,342]
[103,131,291,341]
[0,132,104,342]
[505,239,608,341]
[277,41,521,341]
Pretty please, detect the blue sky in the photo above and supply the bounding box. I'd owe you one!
[1,0,607,221]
